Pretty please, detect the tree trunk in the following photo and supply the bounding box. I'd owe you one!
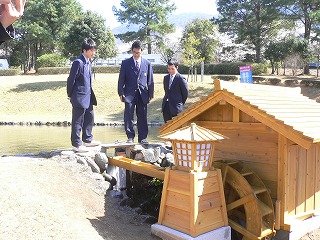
[147,29,151,54]
[271,61,275,74]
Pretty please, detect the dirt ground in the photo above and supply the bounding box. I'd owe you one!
[0,156,160,240]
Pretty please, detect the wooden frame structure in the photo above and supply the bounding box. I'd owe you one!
[157,123,228,237]
[159,79,320,231]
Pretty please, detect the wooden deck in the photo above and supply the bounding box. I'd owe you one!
[108,156,165,180]
[102,142,166,180]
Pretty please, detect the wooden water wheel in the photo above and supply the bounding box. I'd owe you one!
[213,160,275,240]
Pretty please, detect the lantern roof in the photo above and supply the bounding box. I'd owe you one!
[158,123,228,142]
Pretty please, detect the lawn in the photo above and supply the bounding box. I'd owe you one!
[0,73,215,123]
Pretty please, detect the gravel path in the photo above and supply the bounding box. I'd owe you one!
[0,156,159,240]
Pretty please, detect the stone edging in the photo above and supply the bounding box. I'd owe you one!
[0,121,163,126]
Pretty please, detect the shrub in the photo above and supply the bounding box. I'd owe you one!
[37,67,70,75]
[151,64,168,74]
[253,76,267,83]
[0,69,21,76]
[252,63,268,75]
[211,75,239,81]
[92,66,120,73]
[36,53,68,69]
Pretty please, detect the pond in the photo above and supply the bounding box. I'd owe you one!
[0,125,162,155]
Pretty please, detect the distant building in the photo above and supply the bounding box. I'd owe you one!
[0,59,9,69]
[95,53,164,66]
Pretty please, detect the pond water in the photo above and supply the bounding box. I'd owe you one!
[0,125,161,155]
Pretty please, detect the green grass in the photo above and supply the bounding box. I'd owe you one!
[0,73,215,123]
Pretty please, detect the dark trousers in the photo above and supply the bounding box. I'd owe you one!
[163,101,176,123]
[124,92,148,142]
[71,105,94,147]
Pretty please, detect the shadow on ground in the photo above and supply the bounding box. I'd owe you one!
[88,194,161,240]
[9,81,66,92]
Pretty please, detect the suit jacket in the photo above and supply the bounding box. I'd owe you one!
[0,23,14,45]
[162,72,188,116]
[67,54,97,109]
[118,56,154,104]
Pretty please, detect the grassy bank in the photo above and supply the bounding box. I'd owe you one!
[0,73,215,123]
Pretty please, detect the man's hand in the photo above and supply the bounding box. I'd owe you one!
[0,0,26,28]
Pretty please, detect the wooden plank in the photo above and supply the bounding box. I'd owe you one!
[165,190,190,212]
[222,93,313,149]
[287,146,298,216]
[195,220,225,237]
[306,146,316,212]
[197,175,219,195]
[262,109,320,116]
[101,142,137,148]
[108,156,165,180]
[227,194,255,211]
[195,207,224,232]
[275,200,281,230]
[315,146,320,210]
[295,147,307,214]
[159,92,224,134]
[262,108,320,114]
[223,103,233,122]
[247,102,320,108]
[196,170,218,179]
[216,79,301,95]
[194,121,271,132]
[162,205,190,233]
[198,192,221,212]
[217,169,228,226]
[158,168,171,223]
[228,219,260,240]
[233,107,240,122]
[190,172,197,236]
[278,134,287,228]
[167,171,190,194]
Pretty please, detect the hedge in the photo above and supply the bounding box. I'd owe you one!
[35,62,268,75]
[0,69,21,76]
[37,67,71,75]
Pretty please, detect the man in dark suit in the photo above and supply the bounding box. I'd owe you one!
[0,0,25,44]
[118,40,154,144]
[162,61,188,123]
[67,38,100,152]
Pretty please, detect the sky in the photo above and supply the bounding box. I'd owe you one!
[77,0,217,29]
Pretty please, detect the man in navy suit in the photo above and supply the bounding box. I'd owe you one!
[67,38,100,152]
[0,0,25,44]
[162,61,188,123]
[118,40,154,144]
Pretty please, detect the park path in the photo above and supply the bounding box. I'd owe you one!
[0,156,157,240]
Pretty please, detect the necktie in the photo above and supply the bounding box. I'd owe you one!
[135,61,140,75]
[169,75,173,89]
[87,61,91,79]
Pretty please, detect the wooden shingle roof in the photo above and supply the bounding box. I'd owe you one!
[158,123,228,142]
[159,80,320,149]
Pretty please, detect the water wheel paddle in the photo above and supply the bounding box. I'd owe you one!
[213,160,275,240]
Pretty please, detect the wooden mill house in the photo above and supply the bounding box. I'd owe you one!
[158,79,320,238]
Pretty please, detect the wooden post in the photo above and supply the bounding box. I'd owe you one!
[158,169,228,237]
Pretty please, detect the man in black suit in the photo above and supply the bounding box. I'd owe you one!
[67,38,100,152]
[162,61,188,123]
[118,40,154,144]
[0,0,25,44]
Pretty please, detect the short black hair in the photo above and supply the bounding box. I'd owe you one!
[131,40,142,50]
[82,38,96,52]
[168,60,179,68]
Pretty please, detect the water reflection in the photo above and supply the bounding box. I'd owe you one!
[0,125,161,155]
